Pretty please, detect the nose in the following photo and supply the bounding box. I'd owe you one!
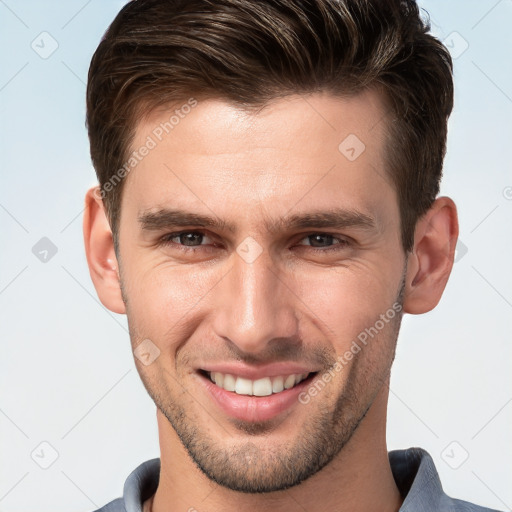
[212,246,299,355]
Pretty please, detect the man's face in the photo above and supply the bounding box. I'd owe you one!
[117,91,406,492]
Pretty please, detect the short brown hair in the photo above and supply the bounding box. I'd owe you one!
[86,0,453,253]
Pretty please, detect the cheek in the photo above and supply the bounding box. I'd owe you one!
[293,265,399,348]
[123,259,223,339]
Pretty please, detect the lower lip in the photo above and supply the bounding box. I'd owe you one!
[197,372,315,423]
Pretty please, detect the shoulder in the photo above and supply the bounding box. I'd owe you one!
[437,495,504,512]
[89,458,160,512]
[90,497,125,512]
[390,447,504,512]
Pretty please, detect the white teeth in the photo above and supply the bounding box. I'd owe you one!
[213,372,224,387]
[207,371,310,396]
[223,373,236,392]
[253,377,272,397]
[272,376,284,393]
[284,375,296,389]
[235,377,253,395]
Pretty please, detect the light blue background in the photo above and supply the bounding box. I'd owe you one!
[1,1,511,511]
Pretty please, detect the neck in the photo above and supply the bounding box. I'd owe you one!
[150,384,403,512]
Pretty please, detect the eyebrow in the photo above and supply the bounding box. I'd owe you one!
[138,207,377,234]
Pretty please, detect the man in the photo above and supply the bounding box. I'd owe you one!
[83,1,502,511]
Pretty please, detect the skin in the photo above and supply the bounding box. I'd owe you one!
[83,90,458,512]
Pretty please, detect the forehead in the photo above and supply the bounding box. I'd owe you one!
[136,90,387,158]
[121,90,395,230]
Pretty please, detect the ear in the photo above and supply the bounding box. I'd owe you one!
[402,196,459,314]
[83,186,126,314]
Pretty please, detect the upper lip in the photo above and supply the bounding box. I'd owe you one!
[197,362,319,380]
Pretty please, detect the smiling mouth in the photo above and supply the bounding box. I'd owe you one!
[198,370,317,397]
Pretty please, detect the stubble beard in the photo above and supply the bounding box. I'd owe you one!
[127,268,406,493]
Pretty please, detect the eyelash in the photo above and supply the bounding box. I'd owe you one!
[158,230,351,253]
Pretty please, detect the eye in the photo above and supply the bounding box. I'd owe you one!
[157,231,351,255]
[159,230,215,249]
[296,233,350,251]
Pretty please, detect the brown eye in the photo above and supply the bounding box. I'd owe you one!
[298,233,350,251]
[160,231,214,248]
[175,232,204,246]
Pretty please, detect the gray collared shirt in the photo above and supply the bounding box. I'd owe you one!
[92,446,503,512]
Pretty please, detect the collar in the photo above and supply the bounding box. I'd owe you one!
[119,447,459,512]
